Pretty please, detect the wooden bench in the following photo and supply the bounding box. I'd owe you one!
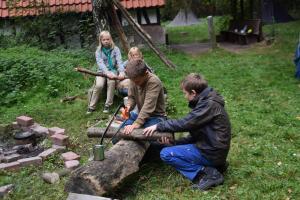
[219,19,263,45]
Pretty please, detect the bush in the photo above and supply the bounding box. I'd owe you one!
[0,46,93,106]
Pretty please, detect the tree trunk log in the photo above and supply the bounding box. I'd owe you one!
[65,140,149,196]
[87,127,174,142]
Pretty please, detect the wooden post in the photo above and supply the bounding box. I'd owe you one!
[207,16,217,49]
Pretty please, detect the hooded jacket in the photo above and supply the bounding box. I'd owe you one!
[156,87,231,166]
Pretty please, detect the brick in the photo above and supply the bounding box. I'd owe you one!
[38,148,57,160]
[12,144,33,152]
[52,144,66,152]
[18,156,42,167]
[0,184,14,197]
[0,161,20,171]
[61,152,80,161]
[65,160,80,169]
[16,116,34,127]
[3,154,21,163]
[48,127,65,136]
[3,150,17,156]
[50,134,69,146]
[30,124,49,137]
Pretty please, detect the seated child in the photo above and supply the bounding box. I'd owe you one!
[118,47,153,96]
[143,73,231,191]
[122,59,166,135]
[87,31,124,114]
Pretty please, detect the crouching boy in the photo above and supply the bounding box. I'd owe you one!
[143,73,231,191]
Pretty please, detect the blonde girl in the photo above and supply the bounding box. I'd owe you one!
[87,31,124,114]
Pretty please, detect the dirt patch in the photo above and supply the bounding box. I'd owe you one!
[169,42,254,55]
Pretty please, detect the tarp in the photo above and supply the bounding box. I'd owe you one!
[294,42,300,79]
[168,9,200,27]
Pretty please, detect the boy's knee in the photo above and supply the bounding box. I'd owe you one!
[160,147,173,162]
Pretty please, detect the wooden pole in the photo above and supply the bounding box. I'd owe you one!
[110,5,130,54]
[207,16,217,49]
[112,0,176,69]
[87,127,174,142]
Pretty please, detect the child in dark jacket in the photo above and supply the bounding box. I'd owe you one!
[143,73,231,191]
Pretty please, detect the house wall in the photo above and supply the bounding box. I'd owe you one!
[0,8,166,49]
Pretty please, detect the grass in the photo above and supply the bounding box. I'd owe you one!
[1,20,300,199]
[164,16,227,44]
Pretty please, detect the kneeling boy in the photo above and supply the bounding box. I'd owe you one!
[143,73,231,191]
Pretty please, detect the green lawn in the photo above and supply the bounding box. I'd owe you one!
[1,20,300,199]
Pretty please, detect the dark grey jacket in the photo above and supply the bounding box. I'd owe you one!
[157,87,231,166]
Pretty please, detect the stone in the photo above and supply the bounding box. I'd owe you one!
[0,184,14,198]
[30,124,49,137]
[61,152,80,161]
[0,161,20,171]
[18,156,42,167]
[50,134,69,146]
[16,116,34,127]
[65,160,80,169]
[48,127,65,136]
[38,148,57,160]
[3,154,21,163]
[42,172,60,184]
[51,144,66,152]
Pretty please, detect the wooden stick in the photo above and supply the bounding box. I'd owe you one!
[112,0,176,69]
[74,67,127,80]
[87,127,174,142]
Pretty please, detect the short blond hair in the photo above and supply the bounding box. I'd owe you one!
[98,31,115,49]
[128,47,143,61]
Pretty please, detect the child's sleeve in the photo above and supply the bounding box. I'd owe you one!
[95,48,108,74]
[115,47,125,75]
[157,101,214,132]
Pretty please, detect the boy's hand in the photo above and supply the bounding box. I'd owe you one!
[123,124,140,135]
[158,136,172,145]
[143,125,157,137]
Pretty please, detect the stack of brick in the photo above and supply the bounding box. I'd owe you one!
[13,116,49,138]
[49,127,69,148]
[1,115,81,173]
[61,152,80,169]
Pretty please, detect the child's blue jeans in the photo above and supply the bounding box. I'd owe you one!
[121,111,165,128]
[160,144,212,181]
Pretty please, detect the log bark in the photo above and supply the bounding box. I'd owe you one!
[87,127,174,142]
[112,0,176,69]
[65,140,150,196]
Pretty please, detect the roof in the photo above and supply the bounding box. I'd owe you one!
[0,0,165,18]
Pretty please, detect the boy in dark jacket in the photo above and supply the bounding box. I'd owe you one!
[143,73,231,191]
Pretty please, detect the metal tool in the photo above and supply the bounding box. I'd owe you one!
[93,104,123,161]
